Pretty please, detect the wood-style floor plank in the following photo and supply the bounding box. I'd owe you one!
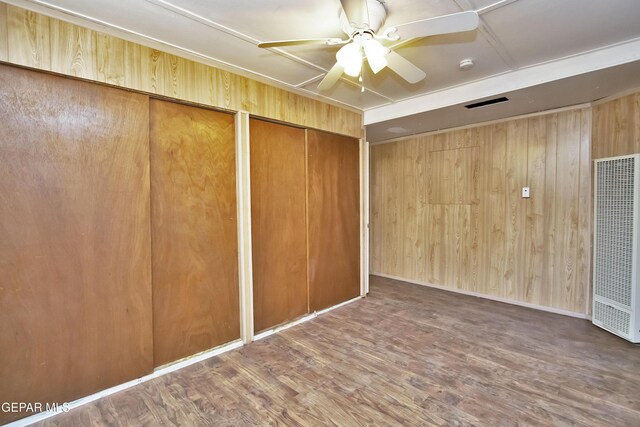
[36,276,640,426]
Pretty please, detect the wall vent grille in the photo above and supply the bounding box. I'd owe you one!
[593,154,640,343]
[594,157,634,308]
[594,301,630,336]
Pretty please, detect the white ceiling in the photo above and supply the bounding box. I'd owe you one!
[9,0,640,139]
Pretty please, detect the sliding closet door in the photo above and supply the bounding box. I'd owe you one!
[307,129,360,311]
[0,65,152,423]
[250,119,308,332]
[150,100,239,367]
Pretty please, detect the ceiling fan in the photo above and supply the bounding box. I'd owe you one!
[257,0,479,91]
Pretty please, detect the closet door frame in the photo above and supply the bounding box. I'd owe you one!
[236,116,368,342]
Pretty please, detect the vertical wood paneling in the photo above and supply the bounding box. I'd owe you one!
[370,142,382,273]
[524,117,546,303]
[50,19,96,79]
[7,5,50,69]
[504,120,528,301]
[433,146,478,204]
[426,204,444,284]
[307,130,360,311]
[0,3,7,61]
[2,4,362,138]
[592,92,640,159]
[96,33,124,85]
[402,140,418,279]
[148,48,164,94]
[541,114,558,308]
[149,99,239,367]
[250,119,308,332]
[487,123,507,297]
[577,109,592,313]
[371,108,593,314]
[162,52,179,98]
[415,140,428,282]
[402,139,427,281]
[0,65,152,424]
[554,111,581,310]
[123,41,150,92]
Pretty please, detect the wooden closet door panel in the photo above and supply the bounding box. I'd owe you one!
[0,64,152,423]
[308,129,360,311]
[150,99,239,367]
[250,119,308,332]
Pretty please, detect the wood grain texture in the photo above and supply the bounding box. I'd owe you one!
[428,146,479,205]
[0,3,7,62]
[150,99,240,367]
[307,129,360,311]
[371,109,592,314]
[7,5,50,69]
[3,4,362,138]
[33,276,640,427]
[250,119,308,332]
[592,92,640,159]
[504,120,527,301]
[50,18,96,78]
[96,33,124,85]
[0,64,152,424]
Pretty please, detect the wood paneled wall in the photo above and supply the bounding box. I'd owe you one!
[371,109,592,314]
[593,92,640,159]
[0,3,362,139]
[150,100,239,367]
[0,65,153,424]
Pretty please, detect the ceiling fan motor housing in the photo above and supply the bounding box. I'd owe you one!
[340,0,388,35]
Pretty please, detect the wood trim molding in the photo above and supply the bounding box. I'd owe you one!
[235,111,254,344]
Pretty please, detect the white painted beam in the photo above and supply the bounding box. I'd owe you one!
[364,37,640,125]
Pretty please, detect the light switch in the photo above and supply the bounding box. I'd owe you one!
[522,187,530,198]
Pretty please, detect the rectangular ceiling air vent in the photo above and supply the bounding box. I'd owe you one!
[464,97,509,109]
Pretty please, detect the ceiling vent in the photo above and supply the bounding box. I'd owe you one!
[464,96,509,109]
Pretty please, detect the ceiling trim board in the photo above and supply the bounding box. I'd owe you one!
[295,74,326,88]
[476,0,520,15]
[7,0,364,113]
[146,0,331,79]
[475,18,517,69]
[369,102,592,145]
[364,37,640,124]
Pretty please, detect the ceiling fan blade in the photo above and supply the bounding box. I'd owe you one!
[258,38,345,48]
[318,63,345,91]
[390,11,479,40]
[340,0,369,28]
[385,51,426,84]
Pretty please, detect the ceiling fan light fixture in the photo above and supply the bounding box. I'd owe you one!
[336,42,363,77]
[363,38,388,73]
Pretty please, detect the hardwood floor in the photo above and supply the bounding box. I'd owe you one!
[36,276,640,426]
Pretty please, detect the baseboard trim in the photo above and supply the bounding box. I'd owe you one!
[253,295,363,341]
[371,273,590,320]
[6,339,245,427]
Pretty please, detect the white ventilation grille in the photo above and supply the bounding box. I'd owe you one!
[594,157,634,308]
[593,154,640,343]
[594,301,630,336]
